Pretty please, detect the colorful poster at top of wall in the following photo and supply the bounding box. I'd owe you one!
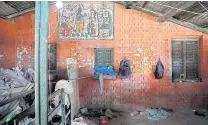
[58,2,114,40]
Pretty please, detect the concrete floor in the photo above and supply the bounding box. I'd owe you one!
[108,110,208,125]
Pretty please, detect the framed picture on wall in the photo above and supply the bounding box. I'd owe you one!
[48,43,57,72]
[58,2,114,40]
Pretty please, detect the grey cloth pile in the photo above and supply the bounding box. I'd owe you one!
[146,107,171,120]
[0,67,34,89]
[0,67,35,124]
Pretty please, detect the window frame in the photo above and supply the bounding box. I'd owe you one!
[171,38,201,82]
[94,48,114,66]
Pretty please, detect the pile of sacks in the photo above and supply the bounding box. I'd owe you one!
[0,67,34,89]
[0,67,35,124]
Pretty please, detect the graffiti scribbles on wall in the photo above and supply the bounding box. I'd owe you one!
[58,2,114,40]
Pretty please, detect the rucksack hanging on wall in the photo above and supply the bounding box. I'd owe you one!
[119,59,132,79]
[154,59,164,79]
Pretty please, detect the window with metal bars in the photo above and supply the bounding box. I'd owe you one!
[172,39,201,82]
[95,48,114,66]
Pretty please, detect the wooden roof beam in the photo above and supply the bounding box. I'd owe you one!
[201,23,208,28]
[142,1,149,8]
[115,2,208,34]
[130,4,208,34]
[158,1,196,22]
[3,2,21,12]
[186,11,208,23]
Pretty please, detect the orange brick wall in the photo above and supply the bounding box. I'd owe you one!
[0,12,35,68]
[1,4,208,109]
[0,19,16,68]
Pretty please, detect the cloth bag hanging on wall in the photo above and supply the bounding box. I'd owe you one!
[154,59,164,79]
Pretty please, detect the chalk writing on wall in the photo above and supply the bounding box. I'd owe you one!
[133,46,157,74]
[0,53,6,61]
[59,2,114,40]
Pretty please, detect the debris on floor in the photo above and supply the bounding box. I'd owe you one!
[80,108,89,115]
[130,111,140,116]
[74,108,121,125]
[99,116,108,125]
[193,109,208,117]
[72,117,88,125]
[130,107,172,120]
[140,111,149,117]
[146,107,171,120]
[105,108,119,119]
[86,119,98,125]
[108,110,208,125]
[71,117,98,125]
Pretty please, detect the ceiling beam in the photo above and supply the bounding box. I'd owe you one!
[125,1,133,9]
[158,1,196,22]
[142,1,149,8]
[168,18,208,34]
[5,2,54,19]
[3,2,21,12]
[129,4,162,17]
[6,7,35,19]
[186,11,208,23]
[201,23,208,28]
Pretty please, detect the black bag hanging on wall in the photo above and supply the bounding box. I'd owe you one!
[119,59,132,79]
[154,58,164,79]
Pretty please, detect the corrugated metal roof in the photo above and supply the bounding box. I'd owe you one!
[187,11,208,26]
[116,1,208,33]
[145,1,179,14]
[4,1,34,11]
[173,2,206,21]
[0,1,207,33]
[0,1,35,19]
[0,1,17,17]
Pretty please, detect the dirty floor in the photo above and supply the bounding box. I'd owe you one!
[108,110,208,125]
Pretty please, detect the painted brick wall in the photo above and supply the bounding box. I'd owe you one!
[0,4,208,110]
[0,19,16,68]
[0,12,35,68]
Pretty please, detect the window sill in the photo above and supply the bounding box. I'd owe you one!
[172,78,203,83]
[92,74,116,80]
[172,80,203,83]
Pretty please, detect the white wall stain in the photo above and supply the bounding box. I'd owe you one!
[138,47,143,54]
[84,57,92,66]
[17,47,28,67]
[134,54,140,56]
[0,55,4,60]
[150,46,156,51]
[141,57,148,66]
[0,52,7,61]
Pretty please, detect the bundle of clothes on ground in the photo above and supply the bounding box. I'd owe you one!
[72,108,121,125]
[131,107,172,120]
[0,67,35,125]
